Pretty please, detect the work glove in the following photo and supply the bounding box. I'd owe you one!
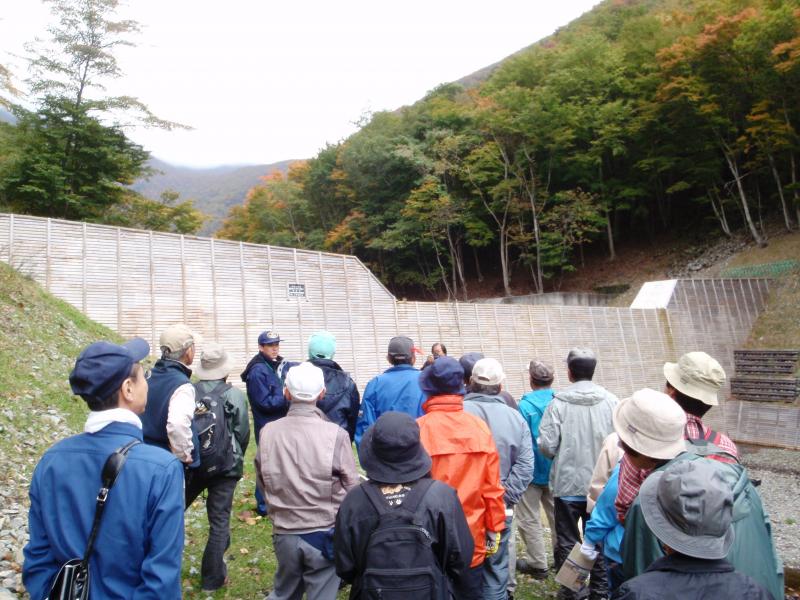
[580,540,599,561]
[485,531,501,556]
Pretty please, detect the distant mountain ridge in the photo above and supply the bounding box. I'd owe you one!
[131,157,297,234]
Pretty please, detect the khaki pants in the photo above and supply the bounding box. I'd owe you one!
[515,484,555,570]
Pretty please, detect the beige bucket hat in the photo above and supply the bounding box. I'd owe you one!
[663,351,726,406]
[194,342,234,381]
[613,388,687,460]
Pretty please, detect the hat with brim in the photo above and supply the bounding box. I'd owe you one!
[359,412,432,484]
[639,461,735,560]
[195,342,234,380]
[419,356,465,397]
[613,389,687,460]
[663,351,725,406]
[70,338,150,404]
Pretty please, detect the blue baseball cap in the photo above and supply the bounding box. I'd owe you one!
[258,330,282,345]
[419,356,465,397]
[69,338,150,404]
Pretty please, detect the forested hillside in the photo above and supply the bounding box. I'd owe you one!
[219,0,800,300]
[131,158,297,234]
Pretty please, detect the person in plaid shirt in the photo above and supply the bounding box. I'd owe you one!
[615,351,739,523]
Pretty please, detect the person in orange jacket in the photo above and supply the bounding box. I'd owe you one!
[417,356,507,600]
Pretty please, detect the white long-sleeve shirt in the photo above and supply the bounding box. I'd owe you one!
[166,382,195,463]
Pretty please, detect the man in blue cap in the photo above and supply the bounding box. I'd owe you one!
[355,336,426,448]
[23,339,185,599]
[241,329,296,515]
[307,330,360,441]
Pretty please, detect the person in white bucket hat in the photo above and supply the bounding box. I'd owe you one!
[663,351,738,464]
[613,460,772,600]
[188,342,250,591]
[613,389,784,599]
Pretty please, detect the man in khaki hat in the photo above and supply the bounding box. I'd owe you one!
[663,351,738,463]
[141,323,202,465]
[616,352,739,524]
[614,389,784,599]
[187,342,250,591]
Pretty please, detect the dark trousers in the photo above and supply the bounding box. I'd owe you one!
[186,474,239,590]
[553,497,608,600]
[452,563,485,600]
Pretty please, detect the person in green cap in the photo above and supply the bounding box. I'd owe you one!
[307,330,360,441]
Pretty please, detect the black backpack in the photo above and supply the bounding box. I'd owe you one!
[358,478,448,600]
[193,382,235,478]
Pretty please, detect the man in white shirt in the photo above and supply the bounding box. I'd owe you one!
[141,323,201,470]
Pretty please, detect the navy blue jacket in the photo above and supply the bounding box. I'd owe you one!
[23,422,185,599]
[310,358,360,441]
[241,353,295,435]
[613,554,773,600]
[141,358,199,465]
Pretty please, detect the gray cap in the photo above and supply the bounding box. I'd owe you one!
[387,336,418,360]
[639,459,735,559]
[528,360,554,384]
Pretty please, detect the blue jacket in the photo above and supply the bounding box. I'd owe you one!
[584,464,624,564]
[310,358,360,441]
[354,364,426,447]
[518,388,555,486]
[23,422,185,599]
[241,353,295,435]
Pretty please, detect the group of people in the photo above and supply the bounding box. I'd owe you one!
[21,324,784,600]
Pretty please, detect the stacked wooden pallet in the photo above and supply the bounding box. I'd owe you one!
[731,350,800,403]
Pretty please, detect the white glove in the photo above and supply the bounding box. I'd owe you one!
[580,540,599,561]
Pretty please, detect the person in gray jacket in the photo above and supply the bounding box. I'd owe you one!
[538,348,618,600]
[464,358,534,600]
[256,362,359,600]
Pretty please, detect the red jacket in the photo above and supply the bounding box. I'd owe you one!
[418,394,506,567]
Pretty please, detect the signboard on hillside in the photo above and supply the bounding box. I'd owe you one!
[287,283,306,299]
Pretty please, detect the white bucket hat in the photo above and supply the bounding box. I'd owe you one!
[613,388,687,460]
[663,351,726,406]
[194,342,234,380]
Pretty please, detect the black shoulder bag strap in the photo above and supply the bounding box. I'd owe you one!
[81,439,141,568]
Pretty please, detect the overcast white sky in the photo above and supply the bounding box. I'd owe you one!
[1,1,600,168]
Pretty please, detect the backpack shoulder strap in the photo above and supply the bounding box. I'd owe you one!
[687,438,739,464]
[399,477,436,518]
[360,481,390,516]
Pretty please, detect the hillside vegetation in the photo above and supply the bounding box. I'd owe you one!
[219,0,800,303]
[131,158,297,235]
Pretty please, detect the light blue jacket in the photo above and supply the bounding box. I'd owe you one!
[518,388,555,486]
[355,364,425,447]
[464,392,534,506]
[583,464,624,564]
[23,422,185,599]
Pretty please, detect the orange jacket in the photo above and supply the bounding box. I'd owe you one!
[417,394,506,567]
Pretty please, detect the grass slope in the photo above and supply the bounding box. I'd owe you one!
[0,262,559,599]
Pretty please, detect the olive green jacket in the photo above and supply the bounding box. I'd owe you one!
[194,379,250,479]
